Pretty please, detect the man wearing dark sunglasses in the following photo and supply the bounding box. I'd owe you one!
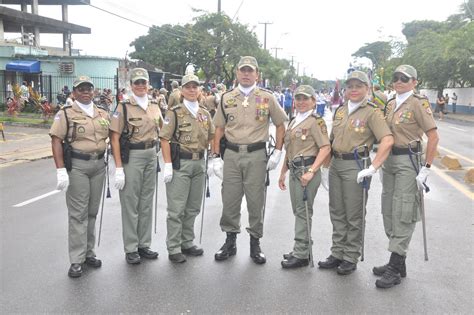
[375,65,439,289]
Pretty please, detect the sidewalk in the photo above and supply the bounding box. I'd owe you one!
[442,112,474,123]
[0,125,52,168]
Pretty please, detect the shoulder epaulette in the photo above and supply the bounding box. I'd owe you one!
[413,93,428,100]
[366,101,377,108]
[96,103,109,112]
[170,104,182,111]
[311,112,323,119]
[150,99,158,104]
[387,96,396,104]
[120,99,131,105]
[62,103,72,109]
[258,87,273,94]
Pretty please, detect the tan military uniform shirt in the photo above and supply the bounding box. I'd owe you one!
[331,99,391,153]
[160,104,215,153]
[284,113,330,163]
[168,89,181,108]
[50,102,110,153]
[385,94,437,147]
[109,96,162,143]
[213,87,288,144]
[205,94,217,111]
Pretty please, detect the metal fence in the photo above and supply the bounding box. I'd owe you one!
[1,70,117,105]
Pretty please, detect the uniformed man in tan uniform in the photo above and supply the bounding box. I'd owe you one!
[374,65,439,289]
[159,73,215,263]
[168,80,181,108]
[205,88,219,117]
[212,56,288,264]
[318,71,394,275]
[110,68,162,265]
[278,85,331,268]
[50,76,110,278]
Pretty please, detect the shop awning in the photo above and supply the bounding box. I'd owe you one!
[6,60,41,73]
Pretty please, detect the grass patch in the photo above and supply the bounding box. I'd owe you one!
[0,115,53,125]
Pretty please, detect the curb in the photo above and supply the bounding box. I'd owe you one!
[0,121,52,129]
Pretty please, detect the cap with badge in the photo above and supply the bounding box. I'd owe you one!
[181,74,200,87]
[294,85,316,98]
[237,56,258,70]
[130,67,149,83]
[345,70,369,85]
[394,64,417,79]
[73,75,94,88]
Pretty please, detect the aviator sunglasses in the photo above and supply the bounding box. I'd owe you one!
[392,73,411,83]
[133,79,148,86]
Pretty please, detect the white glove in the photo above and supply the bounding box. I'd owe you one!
[207,161,214,177]
[213,158,224,180]
[115,167,125,190]
[321,167,329,191]
[267,149,282,171]
[56,168,69,191]
[357,165,377,184]
[163,163,173,183]
[416,166,430,191]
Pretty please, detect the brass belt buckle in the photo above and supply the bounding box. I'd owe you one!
[192,152,200,160]
[239,145,247,153]
[90,152,99,160]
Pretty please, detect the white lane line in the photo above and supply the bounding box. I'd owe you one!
[437,144,474,165]
[431,166,473,200]
[448,126,467,132]
[12,190,61,207]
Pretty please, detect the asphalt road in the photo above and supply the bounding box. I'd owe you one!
[0,119,472,314]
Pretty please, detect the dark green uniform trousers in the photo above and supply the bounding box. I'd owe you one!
[328,158,370,264]
[66,157,105,264]
[220,147,267,238]
[165,159,205,255]
[119,148,157,253]
[381,155,420,256]
[289,166,321,259]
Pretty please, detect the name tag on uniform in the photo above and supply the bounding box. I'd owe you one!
[179,123,191,128]
[129,118,142,121]
[71,117,86,121]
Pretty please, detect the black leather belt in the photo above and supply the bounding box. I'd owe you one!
[288,156,316,168]
[71,151,105,161]
[391,147,413,155]
[333,151,368,160]
[129,141,156,150]
[226,142,266,153]
[179,151,204,160]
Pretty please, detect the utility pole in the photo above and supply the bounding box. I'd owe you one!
[258,22,272,50]
[216,0,222,82]
[271,47,282,59]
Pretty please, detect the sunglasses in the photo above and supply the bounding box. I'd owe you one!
[133,79,148,86]
[76,86,93,93]
[392,74,411,83]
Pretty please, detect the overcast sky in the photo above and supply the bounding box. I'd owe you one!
[3,0,464,80]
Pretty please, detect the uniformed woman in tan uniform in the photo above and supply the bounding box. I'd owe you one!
[159,73,215,263]
[110,68,162,265]
[50,76,109,278]
[374,65,439,289]
[278,85,331,268]
[318,71,394,275]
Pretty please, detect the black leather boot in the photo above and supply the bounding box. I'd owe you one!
[214,232,237,261]
[375,252,405,288]
[373,258,407,277]
[250,235,266,264]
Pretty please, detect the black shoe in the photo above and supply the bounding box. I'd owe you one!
[68,263,82,278]
[250,236,266,265]
[125,252,141,264]
[281,256,309,269]
[169,253,186,263]
[283,252,293,260]
[85,257,102,268]
[215,232,237,261]
[182,245,204,256]
[318,255,343,269]
[375,267,401,288]
[138,247,158,259]
[373,262,407,277]
[337,260,357,275]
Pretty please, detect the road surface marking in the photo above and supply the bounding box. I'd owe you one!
[448,126,466,132]
[13,190,61,207]
[432,165,473,200]
[437,144,474,165]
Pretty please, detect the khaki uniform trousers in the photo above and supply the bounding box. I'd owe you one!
[289,166,321,259]
[220,147,267,238]
[119,148,157,253]
[381,155,420,256]
[165,159,205,255]
[328,158,370,264]
[66,157,105,264]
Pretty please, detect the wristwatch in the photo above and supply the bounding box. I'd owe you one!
[424,163,431,168]
[307,168,314,173]
[211,153,221,158]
